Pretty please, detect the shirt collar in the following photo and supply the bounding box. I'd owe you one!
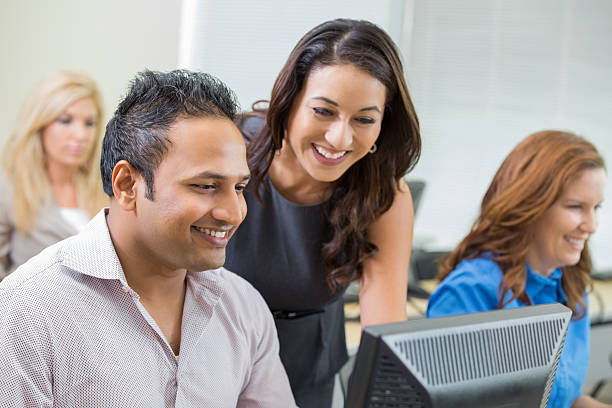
[57,208,129,285]
[525,263,568,303]
[57,208,227,299]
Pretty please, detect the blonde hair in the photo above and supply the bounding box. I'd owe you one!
[1,71,108,232]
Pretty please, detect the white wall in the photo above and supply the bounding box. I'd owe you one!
[178,0,406,110]
[0,0,182,146]
[2,0,610,270]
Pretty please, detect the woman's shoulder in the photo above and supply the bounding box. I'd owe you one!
[0,171,14,203]
[427,255,503,317]
[0,170,11,185]
[443,255,505,289]
[367,178,414,231]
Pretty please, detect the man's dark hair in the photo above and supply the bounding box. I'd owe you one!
[101,69,240,199]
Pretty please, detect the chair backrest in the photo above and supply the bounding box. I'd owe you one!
[405,179,425,217]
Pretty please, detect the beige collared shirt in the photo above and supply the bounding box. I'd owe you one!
[0,209,296,408]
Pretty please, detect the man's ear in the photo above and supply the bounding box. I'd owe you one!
[111,160,141,211]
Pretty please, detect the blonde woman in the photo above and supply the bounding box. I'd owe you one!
[0,71,107,279]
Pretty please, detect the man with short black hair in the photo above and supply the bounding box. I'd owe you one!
[0,70,296,407]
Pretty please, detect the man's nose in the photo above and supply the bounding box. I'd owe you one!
[211,190,246,227]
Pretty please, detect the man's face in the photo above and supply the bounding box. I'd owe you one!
[133,116,249,273]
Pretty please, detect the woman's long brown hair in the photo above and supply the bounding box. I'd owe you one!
[439,130,605,318]
[242,19,421,292]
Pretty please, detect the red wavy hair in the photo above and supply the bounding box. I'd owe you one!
[439,130,605,318]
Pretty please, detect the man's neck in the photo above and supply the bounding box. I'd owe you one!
[125,262,187,357]
[124,265,187,301]
[134,273,187,356]
[106,206,187,355]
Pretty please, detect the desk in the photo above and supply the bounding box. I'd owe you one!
[345,279,612,383]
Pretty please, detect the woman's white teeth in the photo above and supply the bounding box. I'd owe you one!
[194,226,227,238]
[314,145,347,159]
[566,237,584,246]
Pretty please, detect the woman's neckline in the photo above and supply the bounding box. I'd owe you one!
[267,155,334,206]
[265,174,332,208]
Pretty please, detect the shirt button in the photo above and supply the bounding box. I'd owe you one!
[121,285,130,293]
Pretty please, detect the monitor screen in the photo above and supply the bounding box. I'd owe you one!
[345,303,571,408]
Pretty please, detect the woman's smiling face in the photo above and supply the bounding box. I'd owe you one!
[283,63,387,183]
[527,167,606,276]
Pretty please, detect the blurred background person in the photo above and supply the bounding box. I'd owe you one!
[427,130,609,408]
[225,18,421,407]
[0,71,107,279]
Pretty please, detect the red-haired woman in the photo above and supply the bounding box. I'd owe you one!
[427,131,608,408]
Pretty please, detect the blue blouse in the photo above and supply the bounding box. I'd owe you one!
[427,255,589,408]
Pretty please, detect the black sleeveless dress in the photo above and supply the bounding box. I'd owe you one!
[225,139,348,407]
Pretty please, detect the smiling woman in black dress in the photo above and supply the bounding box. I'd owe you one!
[225,18,421,407]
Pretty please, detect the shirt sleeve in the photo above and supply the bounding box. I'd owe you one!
[0,290,54,406]
[426,259,502,318]
[236,294,297,408]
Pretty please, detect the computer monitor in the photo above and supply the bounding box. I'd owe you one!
[345,303,571,408]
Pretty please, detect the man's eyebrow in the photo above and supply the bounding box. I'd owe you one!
[311,96,381,113]
[193,171,251,181]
